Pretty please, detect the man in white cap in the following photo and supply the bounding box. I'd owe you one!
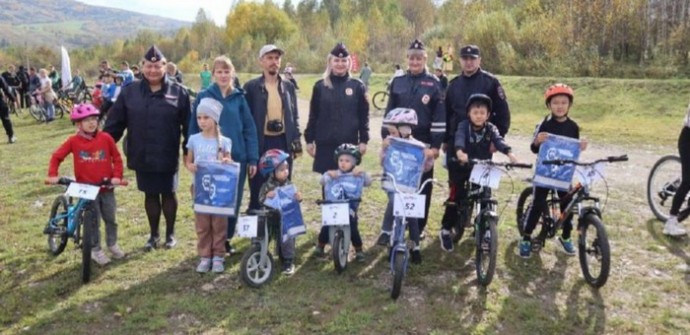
[243,44,301,211]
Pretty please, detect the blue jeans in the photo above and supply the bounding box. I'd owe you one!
[43,101,54,120]
[381,192,420,246]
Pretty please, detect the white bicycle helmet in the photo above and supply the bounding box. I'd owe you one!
[383,108,418,127]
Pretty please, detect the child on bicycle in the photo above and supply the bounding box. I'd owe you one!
[376,108,434,264]
[439,93,518,252]
[259,149,303,275]
[519,84,587,258]
[46,103,125,265]
[184,98,233,273]
[314,143,373,261]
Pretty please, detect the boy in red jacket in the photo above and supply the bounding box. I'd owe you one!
[46,103,125,265]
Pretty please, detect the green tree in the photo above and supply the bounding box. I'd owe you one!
[224,2,297,45]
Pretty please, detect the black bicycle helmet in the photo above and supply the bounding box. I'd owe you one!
[334,143,362,166]
[465,93,493,114]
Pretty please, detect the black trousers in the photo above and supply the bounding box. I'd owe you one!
[0,99,14,139]
[671,127,690,215]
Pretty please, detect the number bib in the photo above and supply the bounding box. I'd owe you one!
[393,194,426,219]
[321,203,350,226]
[469,163,504,189]
[65,182,100,200]
[236,216,258,238]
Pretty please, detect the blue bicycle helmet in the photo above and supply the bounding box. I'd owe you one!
[259,149,290,177]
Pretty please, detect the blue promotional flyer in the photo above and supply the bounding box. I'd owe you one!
[324,174,365,212]
[264,184,306,242]
[382,137,426,193]
[533,134,581,191]
[193,162,240,216]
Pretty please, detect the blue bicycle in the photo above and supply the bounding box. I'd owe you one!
[44,177,125,283]
[382,173,438,300]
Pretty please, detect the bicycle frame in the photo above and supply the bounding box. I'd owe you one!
[48,197,89,238]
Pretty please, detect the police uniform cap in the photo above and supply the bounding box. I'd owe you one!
[408,39,425,51]
[144,45,165,62]
[330,42,349,58]
[460,45,480,58]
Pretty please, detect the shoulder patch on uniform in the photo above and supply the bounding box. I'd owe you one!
[497,85,506,100]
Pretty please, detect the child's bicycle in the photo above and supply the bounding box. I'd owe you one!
[515,155,628,288]
[380,172,439,300]
[43,177,127,284]
[238,208,282,288]
[457,159,533,286]
[316,198,361,273]
[646,155,690,222]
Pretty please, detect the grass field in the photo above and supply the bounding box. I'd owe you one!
[1,74,689,334]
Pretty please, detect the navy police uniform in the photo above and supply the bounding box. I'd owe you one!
[305,42,370,173]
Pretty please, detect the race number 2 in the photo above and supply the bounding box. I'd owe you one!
[321,203,350,226]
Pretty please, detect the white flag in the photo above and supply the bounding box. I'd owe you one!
[60,46,72,89]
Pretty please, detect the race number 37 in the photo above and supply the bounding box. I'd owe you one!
[393,194,426,219]
[237,216,258,238]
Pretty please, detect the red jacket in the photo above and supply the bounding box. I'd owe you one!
[48,131,124,186]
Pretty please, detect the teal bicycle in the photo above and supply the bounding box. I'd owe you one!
[44,177,126,283]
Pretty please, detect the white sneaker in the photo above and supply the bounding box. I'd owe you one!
[91,249,111,265]
[108,244,126,259]
[663,217,687,236]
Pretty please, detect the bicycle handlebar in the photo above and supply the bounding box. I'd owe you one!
[316,198,361,205]
[46,177,129,187]
[469,159,533,169]
[542,154,628,166]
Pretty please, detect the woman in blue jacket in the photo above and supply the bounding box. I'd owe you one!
[189,55,260,255]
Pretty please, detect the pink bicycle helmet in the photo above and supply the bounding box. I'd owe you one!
[70,103,100,121]
[383,108,418,127]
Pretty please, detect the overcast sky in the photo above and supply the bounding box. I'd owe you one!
[76,0,236,26]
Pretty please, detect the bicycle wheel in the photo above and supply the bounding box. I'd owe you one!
[29,104,45,122]
[55,103,66,119]
[372,91,389,111]
[80,208,95,284]
[47,195,70,256]
[391,250,406,300]
[240,244,274,288]
[332,229,348,274]
[578,213,610,288]
[516,187,532,236]
[647,155,682,222]
[476,216,498,286]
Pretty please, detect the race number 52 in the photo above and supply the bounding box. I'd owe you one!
[237,216,258,238]
[393,194,426,219]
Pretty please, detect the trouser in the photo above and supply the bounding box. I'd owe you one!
[248,135,292,210]
[381,192,420,246]
[43,101,55,120]
[267,212,295,261]
[522,186,573,240]
[671,126,690,215]
[441,170,493,231]
[417,168,434,233]
[91,191,118,250]
[226,161,248,239]
[318,214,363,248]
[195,213,228,258]
[0,99,14,139]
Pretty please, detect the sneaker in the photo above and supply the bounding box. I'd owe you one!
[419,231,427,240]
[558,237,576,255]
[8,136,16,144]
[211,257,225,273]
[224,241,236,255]
[282,260,295,275]
[663,217,688,236]
[91,249,111,265]
[519,240,531,259]
[312,246,325,258]
[439,229,454,252]
[144,236,160,252]
[355,251,365,262]
[108,244,126,259]
[164,235,177,249]
[196,257,211,273]
[410,248,422,265]
[376,232,391,246]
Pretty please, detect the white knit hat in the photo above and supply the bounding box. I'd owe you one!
[197,98,223,123]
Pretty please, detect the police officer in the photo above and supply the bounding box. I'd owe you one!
[305,42,370,173]
[440,44,511,243]
[243,44,301,211]
[104,45,191,251]
[305,42,370,254]
[0,75,16,143]
[381,39,446,242]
